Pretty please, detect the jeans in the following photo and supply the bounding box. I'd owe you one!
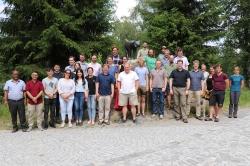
[152,88,164,115]
[7,99,26,129]
[87,95,96,121]
[229,91,241,115]
[44,98,56,125]
[59,97,74,121]
[74,92,84,121]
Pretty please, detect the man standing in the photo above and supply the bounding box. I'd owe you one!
[150,60,167,119]
[111,47,121,66]
[117,63,139,123]
[144,49,156,72]
[26,71,44,131]
[96,64,115,125]
[65,56,76,72]
[4,70,27,133]
[78,54,88,76]
[158,46,167,60]
[107,56,119,78]
[174,47,189,70]
[42,68,58,129]
[170,60,190,123]
[159,48,171,66]
[88,54,102,77]
[164,55,177,109]
[187,60,205,120]
[137,42,149,59]
[53,64,63,123]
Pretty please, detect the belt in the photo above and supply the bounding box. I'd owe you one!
[8,99,24,102]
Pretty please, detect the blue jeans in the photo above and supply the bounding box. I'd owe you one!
[152,88,164,115]
[229,91,241,115]
[74,92,84,121]
[87,95,96,121]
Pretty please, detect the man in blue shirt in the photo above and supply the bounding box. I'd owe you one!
[229,66,244,118]
[187,60,205,120]
[4,70,27,133]
[96,64,115,125]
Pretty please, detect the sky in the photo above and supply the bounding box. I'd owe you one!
[0,0,137,19]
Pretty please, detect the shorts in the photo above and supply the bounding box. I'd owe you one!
[119,93,139,106]
[209,91,225,107]
[137,86,147,96]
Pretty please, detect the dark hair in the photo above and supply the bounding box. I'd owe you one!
[32,71,39,75]
[64,69,72,78]
[11,69,19,74]
[215,64,222,69]
[87,67,94,72]
[68,56,75,61]
[75,69,85,86]
[45,68,53,72]
[54,64,60,67]
[112,46,119,51]
[176,47,183,53]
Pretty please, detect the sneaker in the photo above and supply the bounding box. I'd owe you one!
[183,119,188,123]
[60,123,65,128]
[159,115,164,119]
[27,127,32,132]
[175,117,181,121]
[205,117,213,121]
[68,123,73,128]
[228,114,232,118]
[122,119,127,123]
[98,121,103,125]
[104,121,110,125]
[151,114,156,118]
[233,115,238,118]
[12,128,18,133]
[196,116,203,121]
[38,127,44,131]
[214,118,219,122]
[133,119,137,123]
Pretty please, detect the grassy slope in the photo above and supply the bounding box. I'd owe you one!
[0,88,249,130]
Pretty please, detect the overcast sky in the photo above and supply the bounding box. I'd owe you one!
[0,0,137,19]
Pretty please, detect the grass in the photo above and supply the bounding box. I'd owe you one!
[0,88,249,130]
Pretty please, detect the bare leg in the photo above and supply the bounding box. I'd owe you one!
[137,96,141,115]
[141,96,146,115]
[122,106,128,120]
[167,94,171,108]
[131,106,136,120]
[209,106,214,119]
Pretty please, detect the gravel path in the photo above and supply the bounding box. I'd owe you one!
[0,108,250,166]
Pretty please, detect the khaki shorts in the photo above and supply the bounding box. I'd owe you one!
[119,93,139,106]
[137,86,147,96]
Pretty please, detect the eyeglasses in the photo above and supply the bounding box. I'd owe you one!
[65,72,71,74]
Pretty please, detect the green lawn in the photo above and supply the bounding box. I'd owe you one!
[0,88,249,130]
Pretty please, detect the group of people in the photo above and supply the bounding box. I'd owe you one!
[3,44,245,133]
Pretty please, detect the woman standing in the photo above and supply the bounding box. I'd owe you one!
[228,66,244,118]
[85,67,97,125]
[74,69,88,126]
[205,66,215,121]
[58,69,75,128]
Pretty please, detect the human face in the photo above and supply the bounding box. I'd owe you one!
[164,50,170,58]
[209,67,215,75]
[64,71,71,79]
[47,70,53,77]
[112,48,118,56]
[216,66,222,73]
[161,48,166,54]
[122,57,128,64]
[143,42,148,48]
[75,63,81,70]
[124,64,130,73]
[92,56,97,63]
[193,63,199,71]
[148,50,154,57]
[177,62,183,70]
[79,55,85,62]
[102,65,109,74]
[31,72,38,81]
[107,58,113,65]
[87,68,93,76]
[76,70,83,78]
[138,59,144,67]
[12,71,19,80]
[54,65,60,72]
[234,67,240,75]
[169,55,174,63]
[177,51,183,57]
[201,64,206,71]
[156,61,161,69]
[69,58,75,66]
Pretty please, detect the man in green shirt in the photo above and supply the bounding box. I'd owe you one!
[144,49,156,72]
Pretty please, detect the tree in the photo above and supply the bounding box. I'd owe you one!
[134,0,225,64]
[0,0,114,72]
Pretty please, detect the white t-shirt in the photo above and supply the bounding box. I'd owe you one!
[88,63,102,77]
[174,56,189,70]
[117,71,139,94]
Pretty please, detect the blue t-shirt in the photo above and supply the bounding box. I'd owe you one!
[96,73,115,96]
[229,74,244,92]
[108,65,119,78]
[134,66,149,86]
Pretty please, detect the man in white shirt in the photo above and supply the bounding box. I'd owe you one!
[174,47,189,70]
[88,54,102,77]
[117,63,139,123]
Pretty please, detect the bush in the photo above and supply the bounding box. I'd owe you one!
[15,64,46,82]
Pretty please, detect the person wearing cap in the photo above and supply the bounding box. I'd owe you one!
[158,46,167,60]
[137,42,149,59]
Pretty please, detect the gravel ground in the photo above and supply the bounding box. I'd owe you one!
[0,108,250,166]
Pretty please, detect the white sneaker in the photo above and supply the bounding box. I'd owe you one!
[159,115,164,119]
[27,127,32,132]
[68,123,73,128]
[60,122,65,128]
[38,126,44,131]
